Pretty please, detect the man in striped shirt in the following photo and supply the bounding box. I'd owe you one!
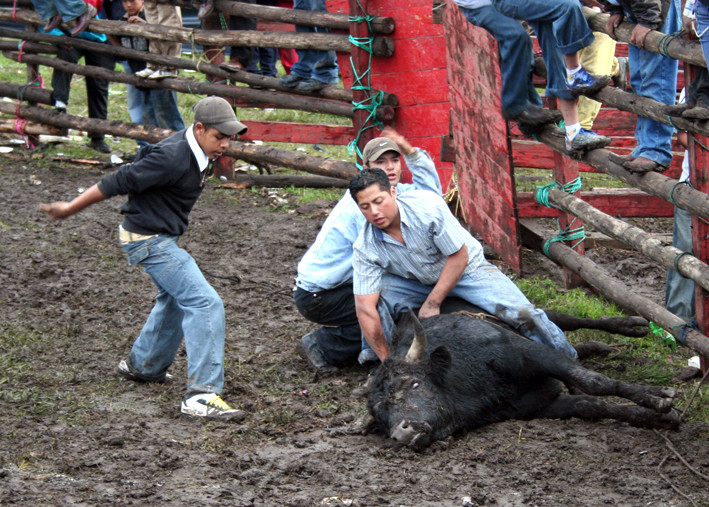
[350,168,577,362]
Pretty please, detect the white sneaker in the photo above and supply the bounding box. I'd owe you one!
[147,69,178,80]
[180,393,245,419]
[134,67,156,78]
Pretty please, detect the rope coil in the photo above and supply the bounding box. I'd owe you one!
[534,178,586,256]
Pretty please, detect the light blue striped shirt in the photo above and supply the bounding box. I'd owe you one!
[352,190,485,295]
[295,149,442,292]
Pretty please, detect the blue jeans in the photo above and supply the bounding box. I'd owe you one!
[665,204,695,320]
[459,5,542,117]
[627,0,679,166]
[368,261,577,359]
[31,0,86,22]
[692,0,709,104]
[122,234,225,395]
[291,0,339,84]
[147,89,185,132]
[126,81,150,149]
[491,0,594,100]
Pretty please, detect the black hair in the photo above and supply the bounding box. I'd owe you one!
[349,168,391,203]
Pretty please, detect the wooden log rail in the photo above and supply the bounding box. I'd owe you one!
[0,39,56,55]
[523,224,709,359]
[545,187,709,293]
[0,9,395,56]
[2,50,395,121]
[582,6,705,67]
[0,0,396,34]
[0,81,52,103]
[536,125,709,219]
[0,27,398,106]
[0,101,359,180]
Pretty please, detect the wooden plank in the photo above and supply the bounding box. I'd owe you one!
[517,190,674,218]
[240,121,355,145]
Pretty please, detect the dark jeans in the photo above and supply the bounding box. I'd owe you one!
[52,46,114,142]
[293,285,362,365]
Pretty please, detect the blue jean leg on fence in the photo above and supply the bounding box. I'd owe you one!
[459,5,541,117]
[31,0,87,22]
[122,234,225,395]
[665,205,695,320]
[627,0,679,166]
[291,0,339,84]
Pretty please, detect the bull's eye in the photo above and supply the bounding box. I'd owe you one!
[412,382,420,389]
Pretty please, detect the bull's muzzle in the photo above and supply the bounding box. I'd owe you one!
[390,419,432,447]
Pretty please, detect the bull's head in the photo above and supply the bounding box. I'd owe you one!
[367,312,454,450]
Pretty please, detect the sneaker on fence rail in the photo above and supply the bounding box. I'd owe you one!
[565,129,610,156]
[43,14,62,32]
[70,3,97,37]
[279,73,304,88]
[180,392,245,420]
[147,69,178,80]
[135,67,156,79]
[622,156,668,174]
[566,67,610,97]
[294,79,329,93]
[198,0,215,20]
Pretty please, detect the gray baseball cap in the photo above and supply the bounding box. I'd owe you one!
[361,137,401,165]
[192,96,247,136]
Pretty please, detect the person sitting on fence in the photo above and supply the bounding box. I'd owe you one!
[452,0,612,157]
[278,0,339,92]
[133,0,181,79]
[294,128,442,374]
[36,0,114,154]
[32,0,97,36]
[110,0,185,153]
[601,0,680,173]
[39,96,248,419]
[349,168,578,363]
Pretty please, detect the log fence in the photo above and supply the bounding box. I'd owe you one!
[0,1,707,366]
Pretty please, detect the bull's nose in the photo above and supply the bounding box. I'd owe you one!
[390,419,419,445]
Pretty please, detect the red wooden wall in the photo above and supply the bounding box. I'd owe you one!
[328,0,454,186]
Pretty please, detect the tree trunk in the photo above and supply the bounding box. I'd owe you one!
[582,6,704,67]
[547,187,709,293]
[521,223,709,359]
[0,0,395,34]
[0,27,398,106]
[0,82,52,104]
[224,173,349,188]
[0,9,395,56]
[3,50,396,120]
[536,126,709,219]
[0,102,359,180]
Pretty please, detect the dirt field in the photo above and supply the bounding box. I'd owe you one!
[1,157,708,506]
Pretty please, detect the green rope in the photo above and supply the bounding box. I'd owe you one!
[658,28,684,58]
[669,180,691,206]
[533,177,586,256]
[534,177,583,207]
[218,12,229,31]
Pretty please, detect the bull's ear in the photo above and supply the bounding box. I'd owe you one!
[427,346,451,386]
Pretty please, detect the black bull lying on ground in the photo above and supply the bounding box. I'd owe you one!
[365,309,680,450]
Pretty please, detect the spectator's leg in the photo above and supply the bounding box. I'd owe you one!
[578,32,616,130]
[665,205,695,321]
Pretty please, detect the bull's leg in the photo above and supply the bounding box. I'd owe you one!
[534,394,680,430]
[517,341,676,413]
[544,310,649,337]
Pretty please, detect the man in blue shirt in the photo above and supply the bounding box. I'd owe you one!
[294,128,442,374]
[350,168,577,362]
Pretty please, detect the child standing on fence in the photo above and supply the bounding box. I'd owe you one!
[133,0,181,79]
[39,96,248,419]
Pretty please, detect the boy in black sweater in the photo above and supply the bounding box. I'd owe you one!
[40,96,247,418]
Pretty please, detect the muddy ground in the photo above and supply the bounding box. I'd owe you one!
[1,156,708,506]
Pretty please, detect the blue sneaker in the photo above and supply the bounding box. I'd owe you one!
[567,67,611,96]
[565,129,611,157]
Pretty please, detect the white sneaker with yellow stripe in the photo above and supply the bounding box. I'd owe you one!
[180,393,244,420]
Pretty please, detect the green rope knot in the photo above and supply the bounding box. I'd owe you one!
[534,177,582,208]
[542,218,586,256]
[658,28,684,58]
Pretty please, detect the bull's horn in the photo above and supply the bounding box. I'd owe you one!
[405,312,427,363]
